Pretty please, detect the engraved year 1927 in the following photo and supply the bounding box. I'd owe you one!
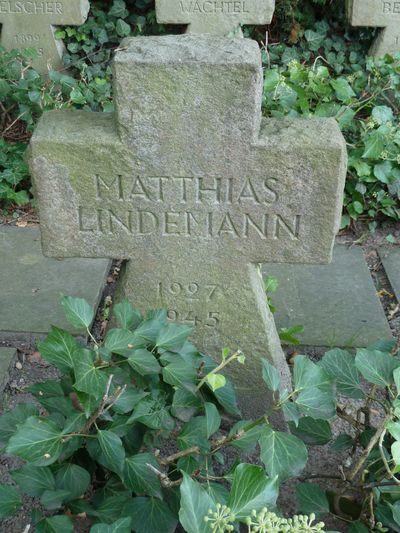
[157,281,223,300]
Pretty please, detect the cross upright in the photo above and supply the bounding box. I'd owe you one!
[347,0,400,56]
[29,35,346,416]
[0,0,90,74]
[156,0,275,36]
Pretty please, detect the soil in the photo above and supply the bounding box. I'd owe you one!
[0,214,399,532]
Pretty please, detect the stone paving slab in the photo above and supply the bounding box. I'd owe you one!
[0,348,16,398]
[379,247,400,302]
[262,245,393,348]
[0,226,111,343]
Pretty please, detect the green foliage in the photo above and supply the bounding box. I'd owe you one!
[4,296,400,531]
[262,20,400,228]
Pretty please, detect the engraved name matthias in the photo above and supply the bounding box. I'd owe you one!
[78,175,302,241]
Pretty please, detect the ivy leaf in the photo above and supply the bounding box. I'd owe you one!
[355,348,399,387]
[113,300,142,330]
[156,323,193,350]
[6,416,63,466]
[320,349,365,399]
[228,464,278,520]
[74,348,108,398]
[95,494,133,524]
[36,515,74,533]
[179,473,216,533]
[206,374,226,392]
[11,465,55,497]
[55,464,91,500]
[90,518,132,533]
[178,417,210,453]
[97,430,126,475]
[104,329,137,354]
[61,296,94,329]
[113,387,148,415]
[293,356,335,419]
[331,78,355,102]
[229,421,265,452]
[297,483,330,516]
[374,160,393,184]
[261,359,281,392]
[38,326,78,372]
[0,485,21,518]
[171,389,202,422]
[123,453,162,498]
[289,417,332,445]
[211,378,240,415]
[127,349,161,375]
[372,105,393,124]
[330,434,353,452]
[116,19,131,37]
[204,403,221,438]
[128,497,178,533]
[362,131,384,159]
[41,489,71,510]
[162,359,198,392]
[0,403,38,445]
[259,426,308,481]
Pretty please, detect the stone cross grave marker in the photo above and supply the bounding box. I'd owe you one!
[347,0,400,56]
[156,0,275,36]
[29,35,347,415]
[0,0,90,74]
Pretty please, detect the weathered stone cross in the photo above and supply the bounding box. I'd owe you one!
[347,0,400,56]
[29,35,346,415]
[0,0,90,74]
[156,0,275,36]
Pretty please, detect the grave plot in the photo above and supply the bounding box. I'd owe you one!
[0,0,90,73]
[28,34,347,414]
[348,0,400,56]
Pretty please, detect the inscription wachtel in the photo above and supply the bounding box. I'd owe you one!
[179,1,250,14]
[0,1,63,14]
[78,175,302,240]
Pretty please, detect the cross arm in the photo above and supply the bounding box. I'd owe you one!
[248,116,347,265]
[349,0,393,27]
[28,109,125,259]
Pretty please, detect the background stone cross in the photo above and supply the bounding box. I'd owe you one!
[348,0,400,56]
[156,0,275,36]
[0,0,90,74]
[29,35,346,415]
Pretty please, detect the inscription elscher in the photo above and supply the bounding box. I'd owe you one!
[0,1,63,14]
[78,174,302,241]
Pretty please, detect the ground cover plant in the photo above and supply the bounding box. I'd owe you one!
[0,297,400,531]
[1,0,399,228]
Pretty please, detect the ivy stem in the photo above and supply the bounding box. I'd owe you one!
[379,429,400,485]
[86,327,99,349]
[196,351,242,391]
[348,411,393,482]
